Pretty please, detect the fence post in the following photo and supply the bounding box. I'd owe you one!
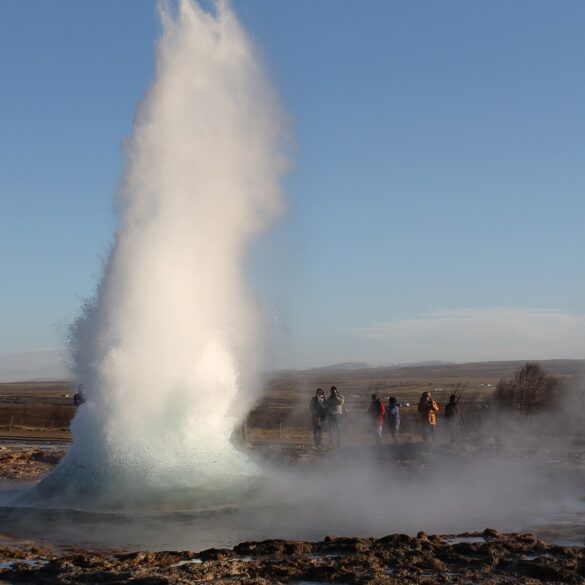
[279,421,283,441]
[8,415,13,431]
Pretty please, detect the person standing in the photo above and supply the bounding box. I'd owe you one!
[326,386,344,447]
[386,396,400,444]
[368,394,386,445]
[417,391,439,443]
[73,384,85,408]
[444,394,462,444]
[309,388,327,447]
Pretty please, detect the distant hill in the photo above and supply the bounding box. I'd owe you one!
[307,360,457,372]
[311,362,372,371]
[384,360,456,368]
[275,359,585,383]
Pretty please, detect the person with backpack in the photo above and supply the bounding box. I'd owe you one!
[326,386,344,447]
[309,388,328,447]
[368,394,386,445]
[444,394,462,444]
[386,396,400,444]
[417,391,439,443]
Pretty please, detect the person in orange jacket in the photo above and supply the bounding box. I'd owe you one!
[417,391,439,443]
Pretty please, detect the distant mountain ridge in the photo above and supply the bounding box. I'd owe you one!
[310,362,371,371]
[294,358,585,380]
[310,360,456,372]
[385,360,456,368]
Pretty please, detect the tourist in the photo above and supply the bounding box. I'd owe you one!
[417,391,439,443]
[386,396,400,444]
[368,394,386,445]
[309,388,327,447]
[73,384,85,408]
[444,394,462,444]
[326,386,344,447]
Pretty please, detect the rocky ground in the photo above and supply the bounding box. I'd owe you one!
[1,529,584,584]
[0,446,65,481]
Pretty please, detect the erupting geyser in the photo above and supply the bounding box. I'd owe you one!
[41,0,287,501]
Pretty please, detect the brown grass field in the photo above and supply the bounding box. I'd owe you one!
[0,359,582,444]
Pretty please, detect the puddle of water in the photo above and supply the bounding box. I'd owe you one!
[445,536,485,545]
[527,496,585,547]
[522,553,552,561]
[171,558,203,567]
[0,559,47,569]
[291,582,335,585]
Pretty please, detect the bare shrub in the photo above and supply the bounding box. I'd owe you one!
[493,362,563,414]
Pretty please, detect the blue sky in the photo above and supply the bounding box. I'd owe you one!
[2,1,585,378]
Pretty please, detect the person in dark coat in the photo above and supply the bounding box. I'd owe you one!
[386,396,400,444]
[73,384,85,408]
[444,394,462,443]
[309,388,327,447]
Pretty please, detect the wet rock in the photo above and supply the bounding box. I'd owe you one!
[377,533,413,547]
[198,547,236,561]
[483,527,501,539]
[518,532,539,545]
[321,536,373,553]
[234,538,314,557]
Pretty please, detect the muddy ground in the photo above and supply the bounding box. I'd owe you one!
[1,529,584,584]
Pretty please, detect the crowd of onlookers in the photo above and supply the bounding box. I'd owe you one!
[309,387,462,447]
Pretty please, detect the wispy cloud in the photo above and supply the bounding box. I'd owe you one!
[347,308,585,363]
[0,349,69,382]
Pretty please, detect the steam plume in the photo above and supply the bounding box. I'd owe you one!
[45,0,287,497]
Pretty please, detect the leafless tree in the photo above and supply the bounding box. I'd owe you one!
[493,362,562,414]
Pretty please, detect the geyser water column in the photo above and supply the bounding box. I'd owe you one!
[42,0,287,499]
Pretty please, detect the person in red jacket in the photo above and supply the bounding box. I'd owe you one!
[368,394,386,445]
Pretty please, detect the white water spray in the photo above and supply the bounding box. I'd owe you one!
[44,0,287,498]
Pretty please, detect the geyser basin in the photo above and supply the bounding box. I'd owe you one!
[42,0,288,500]
[2,450,585,551]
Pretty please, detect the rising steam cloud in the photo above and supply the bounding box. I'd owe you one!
[45,0,288,496]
